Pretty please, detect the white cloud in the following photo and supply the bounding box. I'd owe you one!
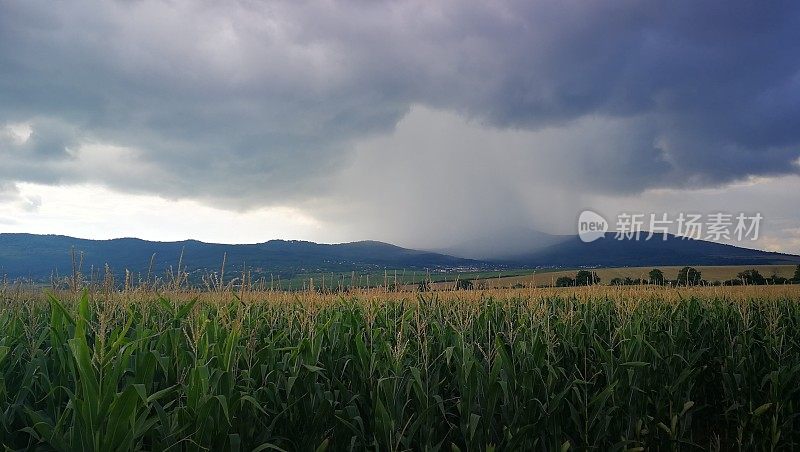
[2,122,32,144]
[0,183,341,244]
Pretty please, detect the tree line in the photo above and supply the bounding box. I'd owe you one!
[554,264,800,287]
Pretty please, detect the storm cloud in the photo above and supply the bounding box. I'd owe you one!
[1,0,799,244]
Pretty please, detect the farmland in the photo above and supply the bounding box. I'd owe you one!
[1,285,800,450]
[461,265,800,290]
[289,265,799,291]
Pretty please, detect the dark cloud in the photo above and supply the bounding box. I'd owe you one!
[1,0,799,222]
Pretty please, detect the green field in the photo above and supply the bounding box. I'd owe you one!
[275,268,538,291]
[2,286,800,450]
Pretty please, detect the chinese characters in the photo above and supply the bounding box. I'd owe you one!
[612,212,762,241]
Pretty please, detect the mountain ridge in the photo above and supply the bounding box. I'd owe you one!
[0,233,487,280]
[502,233,800,267]
[0,232,798,281]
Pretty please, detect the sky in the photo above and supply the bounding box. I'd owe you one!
[1,0,799,254]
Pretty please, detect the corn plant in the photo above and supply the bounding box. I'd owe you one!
[1,288,800,450]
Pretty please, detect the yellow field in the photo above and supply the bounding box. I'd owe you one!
[439,264,798,289]
[17,282,800,309]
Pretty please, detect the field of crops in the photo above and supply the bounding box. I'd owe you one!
[2,286,800,451]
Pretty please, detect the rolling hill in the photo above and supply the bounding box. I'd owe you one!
[0,232,797,282]
[0,233,485,281]
[503,233,800,267]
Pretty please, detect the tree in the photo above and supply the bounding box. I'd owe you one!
[768,274,788,285]
[737,269,766,285]
[575,270,600,286]
[794,264,800,283]
[610,277,624,286]
[677,267,702,286]
[455,279,473,290]
[555,276,575,287]
[648,268,665,285]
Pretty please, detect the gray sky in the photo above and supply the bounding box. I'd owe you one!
[1,0,799,253]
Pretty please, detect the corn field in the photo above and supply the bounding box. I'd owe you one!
[1,286,800,451]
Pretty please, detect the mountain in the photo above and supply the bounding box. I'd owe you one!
[0,232,798,282]
[0,233,486,281]
[503,233,800,268]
